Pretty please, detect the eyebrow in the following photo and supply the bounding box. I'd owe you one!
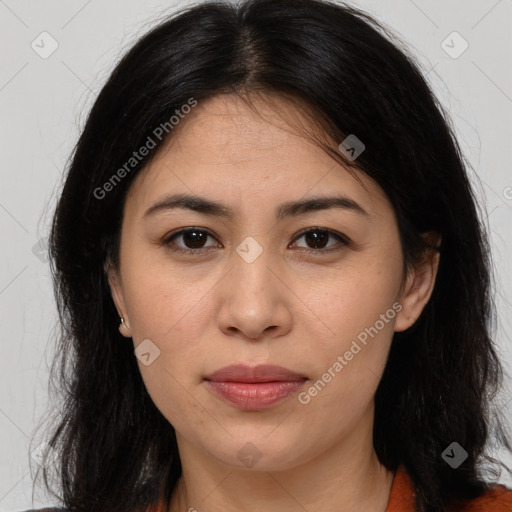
[143,193,370,220]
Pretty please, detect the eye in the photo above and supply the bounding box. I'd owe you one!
[161,226,351,255]
[290,227,350,252]
[162,228,221,253]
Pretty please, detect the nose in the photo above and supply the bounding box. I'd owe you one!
[216,244,293,341]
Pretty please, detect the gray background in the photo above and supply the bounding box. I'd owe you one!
[1,0,511,510]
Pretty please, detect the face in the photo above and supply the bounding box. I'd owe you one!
[108,93,438,471]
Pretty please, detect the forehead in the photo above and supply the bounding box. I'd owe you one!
[124,93,391,220]
[172,93,326,148]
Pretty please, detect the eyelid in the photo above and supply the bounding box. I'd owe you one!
[161,226,351,254]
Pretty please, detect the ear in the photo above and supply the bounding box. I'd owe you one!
[394,232,441,332]
[105,260,133,338]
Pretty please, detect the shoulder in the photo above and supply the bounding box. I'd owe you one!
[452,483,512,511]
[388,465,512,512]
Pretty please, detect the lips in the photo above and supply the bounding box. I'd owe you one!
[204,364,306,383]
[204,364,307,410]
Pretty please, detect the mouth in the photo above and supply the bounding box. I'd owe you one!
[204,364,307,410]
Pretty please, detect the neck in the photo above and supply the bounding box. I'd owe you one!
[168,413,395,512]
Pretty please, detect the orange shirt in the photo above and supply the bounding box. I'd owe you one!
[149,465,512,512]
[20,466,512,511]
[385,465,512,511]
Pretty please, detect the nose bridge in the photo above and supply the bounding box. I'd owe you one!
[216,234,292,340]
[232,235,272,295]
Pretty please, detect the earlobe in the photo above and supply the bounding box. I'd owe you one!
[394,232,441,333]
[105,261,132,338]
[119,317,132,337]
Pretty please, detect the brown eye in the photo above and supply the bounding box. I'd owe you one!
[292,228,350,251]
[161,226,350,255]
[179,229,209,248]
[163,228,220,253]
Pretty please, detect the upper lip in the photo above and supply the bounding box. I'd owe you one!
[204,364,306,383]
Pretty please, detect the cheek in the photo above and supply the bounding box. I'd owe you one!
[122,271,216,428]
[120,256,221,389]
[298,245,403,340]
[295,304,396,441]
[122,256,216,344]
[294,250,402,411]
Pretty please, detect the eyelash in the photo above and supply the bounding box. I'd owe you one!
[160,227,351,255]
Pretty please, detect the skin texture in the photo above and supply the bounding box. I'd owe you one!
[107,94,440,512]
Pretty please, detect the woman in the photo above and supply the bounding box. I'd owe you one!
[28,0,512,511]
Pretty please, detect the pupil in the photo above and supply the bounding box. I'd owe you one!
[306,230,328,249]
[184,230,206,248]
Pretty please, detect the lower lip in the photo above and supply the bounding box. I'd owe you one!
[205,380,306,409]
